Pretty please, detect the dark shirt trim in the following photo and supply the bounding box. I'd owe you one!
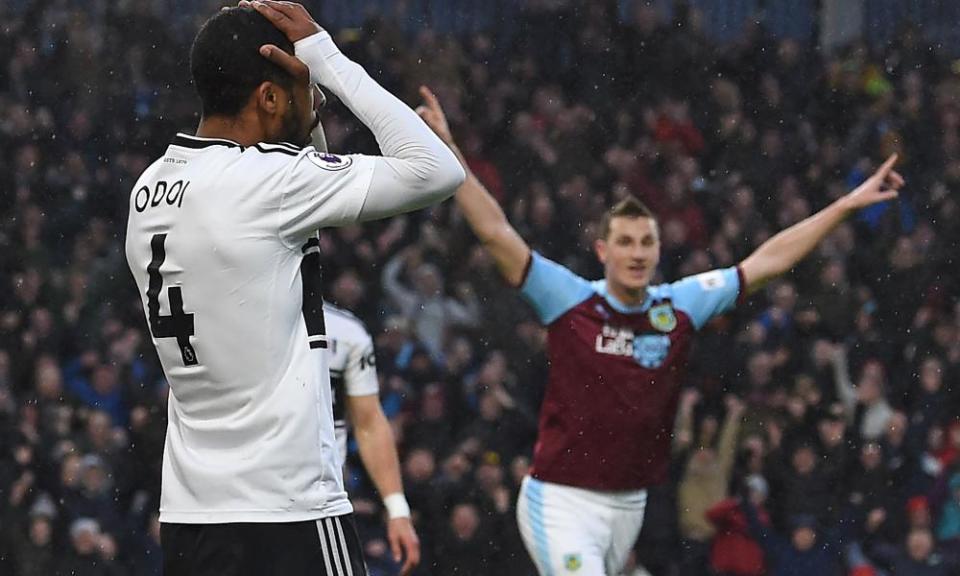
[170,134,304,155]
[301,237,321,253]
[511,250,535,290]
[735,265,749,306]
[171,133,242,150]
[253,143,299,157]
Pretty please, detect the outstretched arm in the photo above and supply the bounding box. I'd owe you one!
[250,1,464,231]
[739,155,904,295]
[416,86,532,287]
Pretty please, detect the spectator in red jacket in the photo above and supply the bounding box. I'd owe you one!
[707,475,770,576]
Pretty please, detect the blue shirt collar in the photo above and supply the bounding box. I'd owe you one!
[591,280,654,314]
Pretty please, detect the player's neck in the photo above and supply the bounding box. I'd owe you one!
[606,280,647,307]
[195,114,265,148]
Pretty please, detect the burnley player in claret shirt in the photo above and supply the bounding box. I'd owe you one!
[415,86,905,575]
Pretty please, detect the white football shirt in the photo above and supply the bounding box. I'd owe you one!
[323,303,379,468]
[125,30,463,524]
[126,136,371,523]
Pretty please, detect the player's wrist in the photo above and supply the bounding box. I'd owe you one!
[835,193,860,217]
[294,30,340,86]
[383,492,411,519]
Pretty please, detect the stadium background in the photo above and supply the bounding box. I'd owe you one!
[0,0,959,574]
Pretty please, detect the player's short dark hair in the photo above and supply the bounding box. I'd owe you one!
[190,7,295,117]
[598,196,656,240]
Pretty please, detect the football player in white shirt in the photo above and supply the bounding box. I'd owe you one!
[323,302,419,575]
[124,2,463,574]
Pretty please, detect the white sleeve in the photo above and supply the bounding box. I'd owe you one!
[293,32,464,220]
[277,150,377,246]
[344,332,379,397]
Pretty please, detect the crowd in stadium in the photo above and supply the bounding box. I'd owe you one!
[0,0,958,575]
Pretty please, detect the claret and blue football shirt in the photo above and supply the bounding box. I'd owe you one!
[520,252,743,490]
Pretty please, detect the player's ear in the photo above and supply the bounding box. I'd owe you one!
[255,81,283,115]
[594,238,608,264]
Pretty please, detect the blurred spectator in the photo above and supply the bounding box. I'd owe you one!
[381,247,480,360]
[11,496,57,576]
[677,396,745,575]
[937,473,960,544]
[706,475,770,576]
[57,518,124,576]
[743,502,844,576]
[867,527,959,575]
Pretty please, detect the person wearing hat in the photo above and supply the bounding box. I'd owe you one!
[907,495,934,531]
[66,454,122,538]
[742,498,845,576]
[9,494,58,576]
[57,518,124,576]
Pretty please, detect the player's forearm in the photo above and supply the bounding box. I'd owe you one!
[441,140,530,286]
[294,32,464,208]
[740,198,852,294]
[354,410,405,499]
[459,176,533,286]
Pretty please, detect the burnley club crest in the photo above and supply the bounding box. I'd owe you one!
[648,303,677,332]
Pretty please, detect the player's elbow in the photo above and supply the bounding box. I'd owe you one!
[427,147,466,198]
[740,254,786,293]
[410,140,464,192]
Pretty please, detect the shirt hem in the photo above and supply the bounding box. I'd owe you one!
[531,470,659,494]
[159,502,354,524]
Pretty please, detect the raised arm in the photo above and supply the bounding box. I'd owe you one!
[829,344,857,421]
[739,154,904,295]
[416,86,532,287]
[672,388,699,455]
[251,1,464,222]
[717,395,745,478]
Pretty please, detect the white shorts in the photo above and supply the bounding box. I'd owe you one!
[516,475,647,576]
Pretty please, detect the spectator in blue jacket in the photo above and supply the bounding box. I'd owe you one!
[743,500,844,576]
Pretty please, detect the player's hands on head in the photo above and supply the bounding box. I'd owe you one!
[257,42,310,84]
[243,0,322,43]
[416,86,455,146]
[843,153,905,211]
[387,516,420,575]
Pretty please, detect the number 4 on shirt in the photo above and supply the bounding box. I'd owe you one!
[147,233,199,366]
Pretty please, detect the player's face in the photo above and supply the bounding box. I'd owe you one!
[278,81,321,146]
[595,216,660,295]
